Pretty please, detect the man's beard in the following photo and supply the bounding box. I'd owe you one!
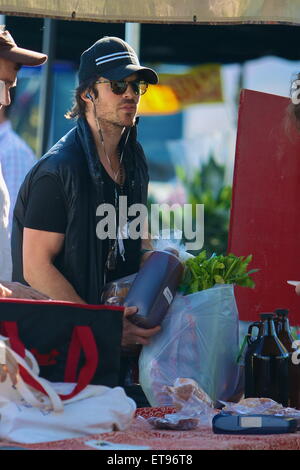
[97,97,138,128]
[100,113,136,129]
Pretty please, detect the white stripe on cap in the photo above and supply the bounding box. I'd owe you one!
[95,51,139,66]
[95,51,138,62]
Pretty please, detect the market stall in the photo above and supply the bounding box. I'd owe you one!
[1,0,300,452]
[1,0,300,24]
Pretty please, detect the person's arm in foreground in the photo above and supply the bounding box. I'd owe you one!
[23,227,86,304]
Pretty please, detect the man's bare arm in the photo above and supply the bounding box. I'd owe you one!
[23,227,86,303]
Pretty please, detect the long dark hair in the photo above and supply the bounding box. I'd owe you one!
[65,76,99,120]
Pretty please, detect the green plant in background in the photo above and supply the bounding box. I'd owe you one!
[147,156,232,256]
[176,156,232,256]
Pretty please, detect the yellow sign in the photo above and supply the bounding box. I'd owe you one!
[138,64,223,116]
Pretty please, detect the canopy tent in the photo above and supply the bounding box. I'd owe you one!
[0,0,300,24]
[2,1,300,154]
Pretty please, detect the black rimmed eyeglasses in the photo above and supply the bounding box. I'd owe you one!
[95,79,148,96]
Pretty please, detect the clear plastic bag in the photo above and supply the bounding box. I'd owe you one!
[139,284,241,406]
[100,273,137,305]
[152,229,194,263]
[220,397,300,418]
[146,378,218,430]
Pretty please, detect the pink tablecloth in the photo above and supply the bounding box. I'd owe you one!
[1,407,300,450]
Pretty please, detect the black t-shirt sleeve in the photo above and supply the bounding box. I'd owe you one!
[24,175,67,233]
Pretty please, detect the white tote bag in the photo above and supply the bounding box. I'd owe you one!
[0,337,136,444]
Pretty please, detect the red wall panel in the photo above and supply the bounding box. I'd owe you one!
[228,89,300,325]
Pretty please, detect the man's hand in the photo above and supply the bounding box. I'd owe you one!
[296,283,300,296]
[0,282,49,300]
[122,306,161,347]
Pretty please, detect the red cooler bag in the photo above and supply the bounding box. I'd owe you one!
[0,298,124,392]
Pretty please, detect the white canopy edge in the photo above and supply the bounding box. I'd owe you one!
[0,0,300,24]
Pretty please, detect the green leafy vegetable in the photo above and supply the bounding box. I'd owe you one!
[179,251,258,295]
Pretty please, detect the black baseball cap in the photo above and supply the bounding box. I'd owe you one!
[78,36,158,85]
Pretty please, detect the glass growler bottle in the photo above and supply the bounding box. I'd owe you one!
[274,309,293,349]
[244,313,289,406]
[274,309,300,409]
[244,321,263,398]
[273,309,289,337]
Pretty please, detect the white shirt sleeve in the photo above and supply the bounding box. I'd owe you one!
[0,163,12,280]
[0,121,36,234]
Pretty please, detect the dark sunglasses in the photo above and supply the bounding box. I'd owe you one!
[95,79,148,96]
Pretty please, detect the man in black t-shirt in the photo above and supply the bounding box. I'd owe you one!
[12,36,161,351]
